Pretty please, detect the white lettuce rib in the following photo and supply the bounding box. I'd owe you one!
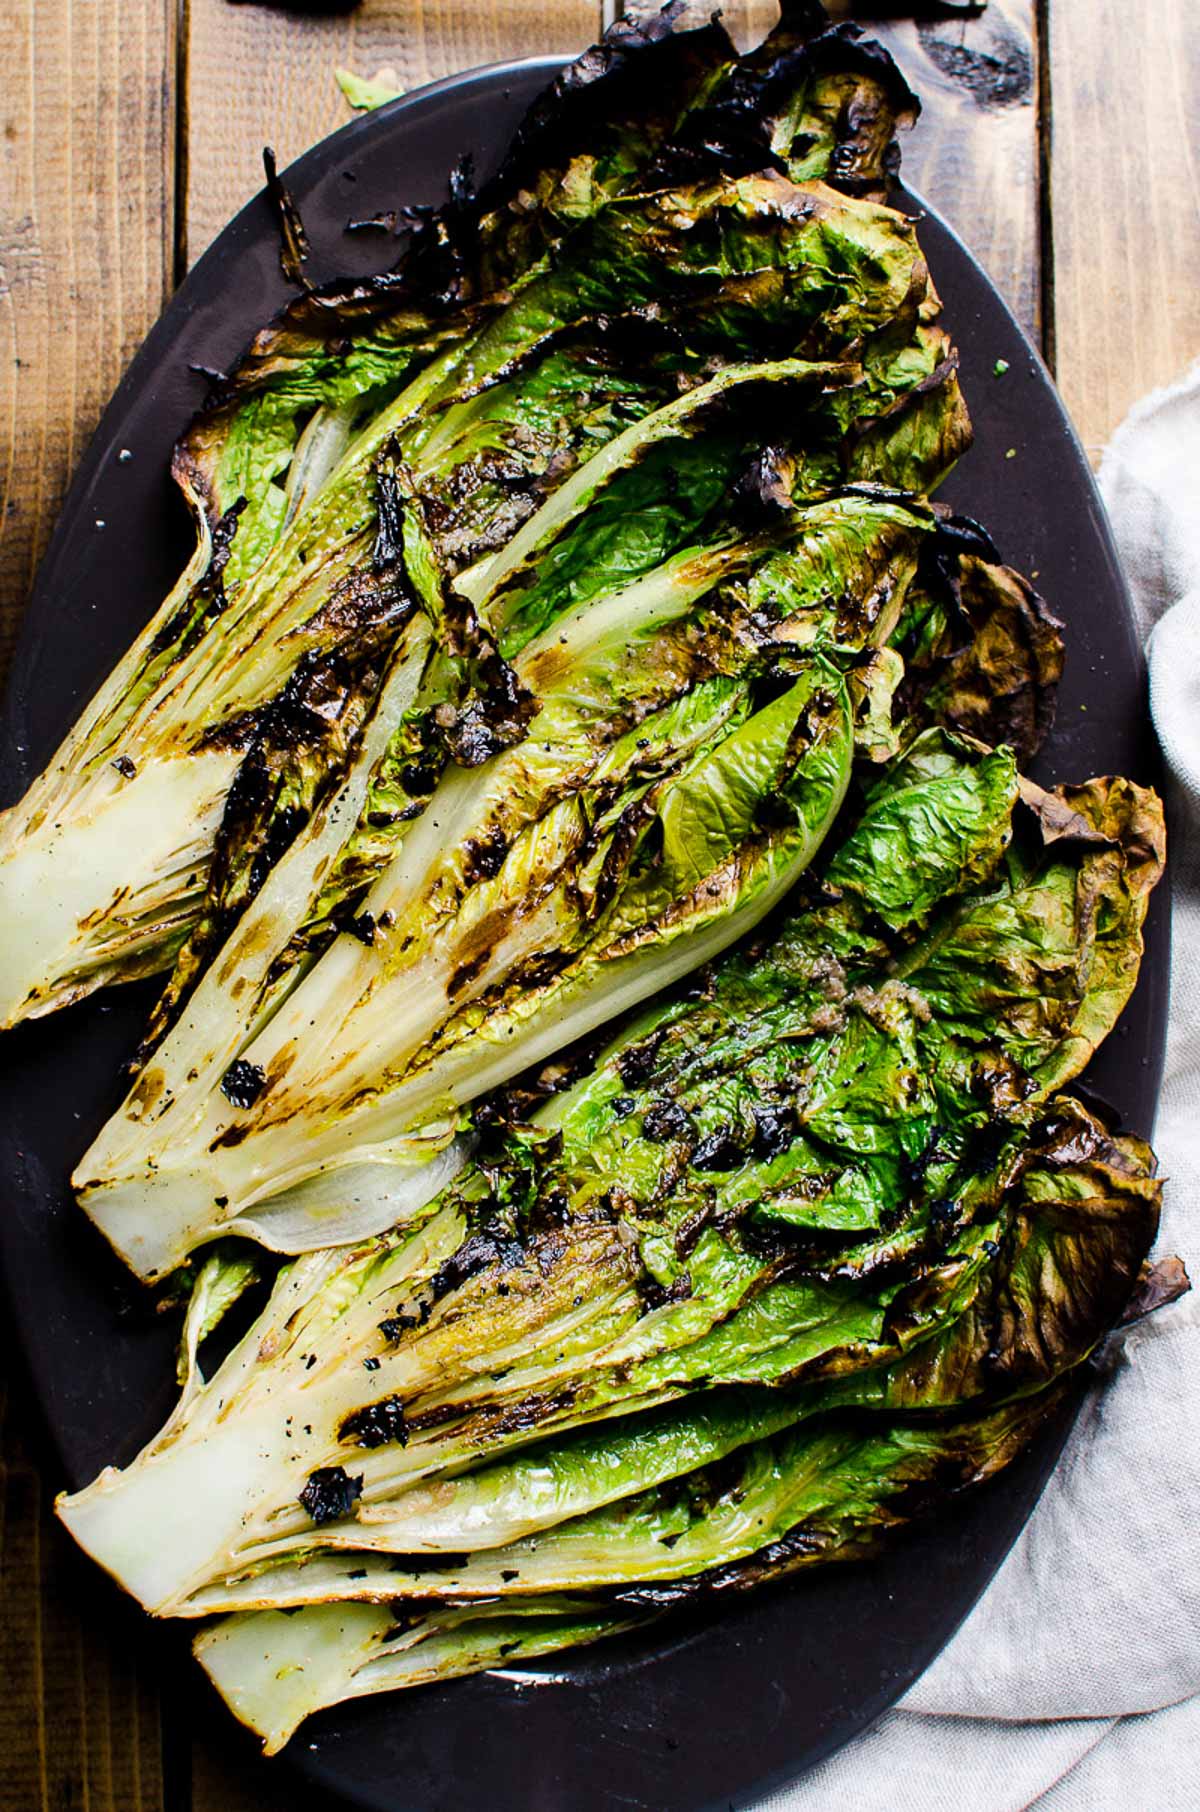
[0,348,459,1030]
[84,617,434,1170]
[195,1599,631,1755]
[75,545,744,1277]
[0,746,240,1024]
[56,1209,466,1613]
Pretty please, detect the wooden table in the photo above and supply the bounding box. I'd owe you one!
[0,3,1196,1807]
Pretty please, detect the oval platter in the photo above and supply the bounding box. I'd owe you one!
[0,55,1169,1812]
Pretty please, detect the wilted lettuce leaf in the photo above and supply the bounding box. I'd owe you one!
[916,554,1065,762]
[335,67,404,113]
[189,1388,1050,1753]
[902,770,1166,1091]
[58,738,1173,1632]
[43,7,1177,1762]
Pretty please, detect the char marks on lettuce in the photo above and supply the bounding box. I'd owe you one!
[261,148,311,290]
[298,1465,363,1526]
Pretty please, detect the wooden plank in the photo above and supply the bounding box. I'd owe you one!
[0,1388,165,1812]
[0,0,176,677]
[623,1,1042,340]
[182,0,603,268]
[0,2,174,1806]
[1048,0,1200,460]
[632,0,773,53]
[864,1,1040,340]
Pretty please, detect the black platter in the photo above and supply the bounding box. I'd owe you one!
[0,58,1168,1812]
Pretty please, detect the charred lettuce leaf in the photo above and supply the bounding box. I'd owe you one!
[77,487,975,1276]
[900,769,1166,1091]
[188,1390,1026,1754]
[913,553,1065,762]
[647,7,919,201]
[44,10,1173,1764]
[0,135,947,1031]
[57,743,1171,1625]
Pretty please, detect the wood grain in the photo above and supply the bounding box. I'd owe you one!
[182,0,603,268]
[0,0,176,678]
[623,1,1042,339]
[0,3,174,1807]
[0,1370,165,1812]
[864,0,1040,339]
[1048,0,1200,460]
[626,0,774,53]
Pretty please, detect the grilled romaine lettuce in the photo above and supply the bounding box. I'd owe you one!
[76,483,1027,1275]
[134,341,967,1068]
[0,8,925,1030]
[57,742,1166,1621]
[42,7,1175,1765]
[190,1391,1048,1756]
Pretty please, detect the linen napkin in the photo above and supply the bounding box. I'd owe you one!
[757,358,1200,1812]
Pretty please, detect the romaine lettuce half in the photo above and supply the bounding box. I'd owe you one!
[0,7,925,1031]
[57,743,1166,1625]
[77,484,1008,1274]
